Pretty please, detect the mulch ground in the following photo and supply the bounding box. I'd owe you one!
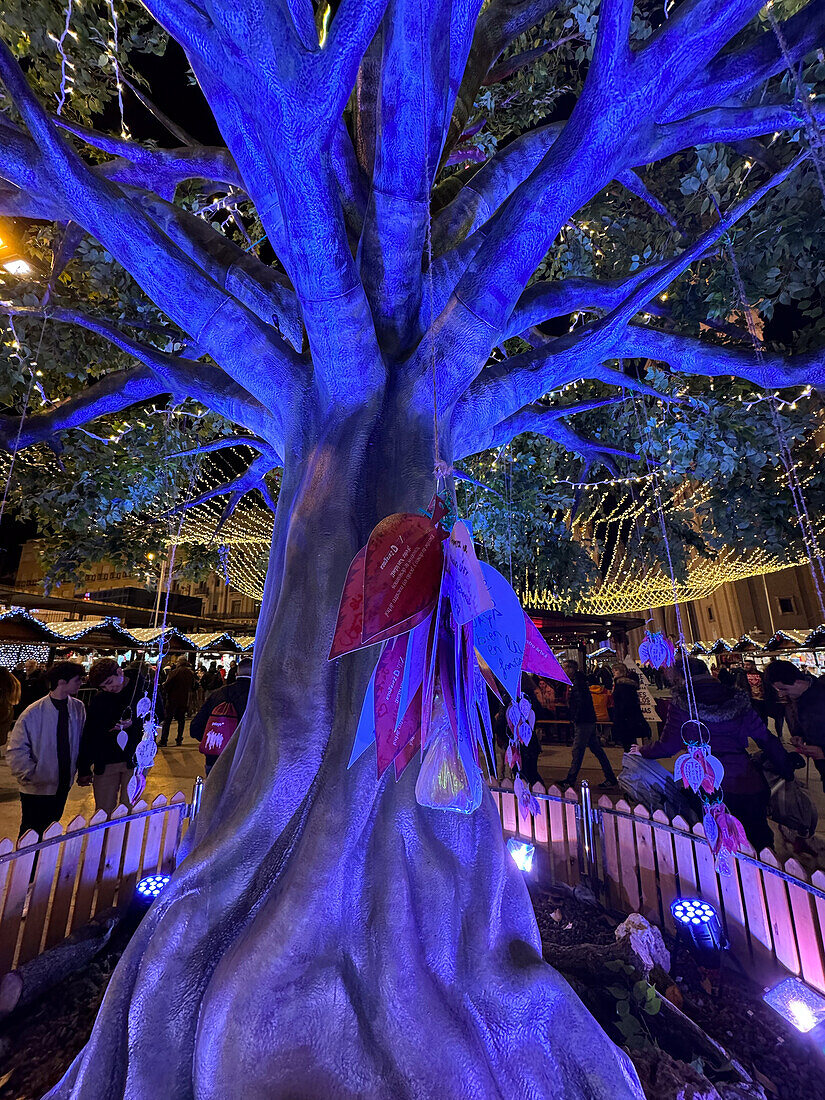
[1,895,824,1099]
[0,923,132,1100]
[534,888,825,1100]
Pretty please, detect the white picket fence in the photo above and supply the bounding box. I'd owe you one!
[1,779,824,999]
[491,779,825,995]
[0,792,188,976]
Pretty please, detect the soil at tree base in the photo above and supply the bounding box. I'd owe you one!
[534,891,825,1100]
[0,900,823,1100]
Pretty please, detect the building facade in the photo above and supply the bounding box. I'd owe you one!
[13,540,260,626]
[645,563,822,643]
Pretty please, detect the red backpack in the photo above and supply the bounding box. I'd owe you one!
[198,701,238,756]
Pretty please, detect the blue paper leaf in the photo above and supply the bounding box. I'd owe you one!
[474,563,527,701]
[348,665,378,768]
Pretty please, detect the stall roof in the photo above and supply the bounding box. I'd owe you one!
[0,608,255,654]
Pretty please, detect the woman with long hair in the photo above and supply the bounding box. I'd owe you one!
[0,666,21,748]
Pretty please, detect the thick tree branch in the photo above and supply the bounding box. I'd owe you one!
[482,398,639,461]
[621,326,825,389]
[482,35,580,85]
[442,0,562,163]
[665,0,825,121]
[0,37,304,429]
[0,365,165,452]
[637,0,764,108]
[360,0,453,348]
[501,265,667,340]
[173,452,282,534]
[0,303,277,445]
[645,104,823,163]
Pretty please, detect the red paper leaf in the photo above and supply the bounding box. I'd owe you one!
[362,513,444,644]
[374,634,409,777]
[394,722,421,780]
[329,547,432,660]
[522,614,571,684]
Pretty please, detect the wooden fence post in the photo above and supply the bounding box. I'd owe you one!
[614,799,640,913]
[784,857,825,994]
[0,831,38,974]
[760,849,800,977]
[18,822,64,966]
[632,806,658,924]
[651,811,678,934]
[45,815,87,950]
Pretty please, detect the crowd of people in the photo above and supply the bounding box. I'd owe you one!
[3,645,825,851]
[498,654,825,854]
[0,653,251,839]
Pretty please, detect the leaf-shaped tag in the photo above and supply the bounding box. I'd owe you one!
[126,771,146,805]
[117,729,128,750]
[136,694,152,719]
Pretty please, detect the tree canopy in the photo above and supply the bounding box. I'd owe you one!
[0,0,824,607]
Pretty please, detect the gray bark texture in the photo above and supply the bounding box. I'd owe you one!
[44,411,644,1098]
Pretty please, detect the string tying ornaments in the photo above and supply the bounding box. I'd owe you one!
[126,414,204,803]
[627,382,745,875]
[327,36,570,820]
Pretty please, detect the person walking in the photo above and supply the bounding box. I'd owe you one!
[562,661,618,789]
[0,667,21,751]
[640,658,800,852]
[764,661,825,787]
[77,658,149,815]
[189,657,252,775]
[160,656,195,746]
[611,668,651,751]
[6,661,86,837]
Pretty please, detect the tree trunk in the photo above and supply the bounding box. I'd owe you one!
[45,400,644,1099]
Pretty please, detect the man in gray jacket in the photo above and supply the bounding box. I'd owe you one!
[7,661,86,837]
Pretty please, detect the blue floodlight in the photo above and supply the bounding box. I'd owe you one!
[671,898,727,963]
[506,838,535,873]
[136,874,170,902]
[764,976,825,1034]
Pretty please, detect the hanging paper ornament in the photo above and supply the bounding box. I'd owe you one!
[674,743,725,795]
[135,735,158,770]
[522,614,570,684]
[514,775,540,820]
[414,690,481,814]
[127,770,146,805]
[331,500,553,815]
[505,742,521,770]
[638,630,676,670]
[704,800,747,876]
[116,728,128,751]
[506,694,535,746]
[474,564,527,701]
[136,693,152,719]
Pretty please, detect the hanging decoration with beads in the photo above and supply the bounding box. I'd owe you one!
[638,628,676,670]
[329,496,569,816]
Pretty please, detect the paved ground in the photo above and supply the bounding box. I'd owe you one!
[0,725,204,842]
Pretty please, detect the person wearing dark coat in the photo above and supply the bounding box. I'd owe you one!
[77,658,151,814]
[563,661,617,788]
[189,659,252,775]
[160,657,195,746]
[611,670,651,751]
[764,661,825,787]
[641,658,800,851]
[16,659,49,716]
